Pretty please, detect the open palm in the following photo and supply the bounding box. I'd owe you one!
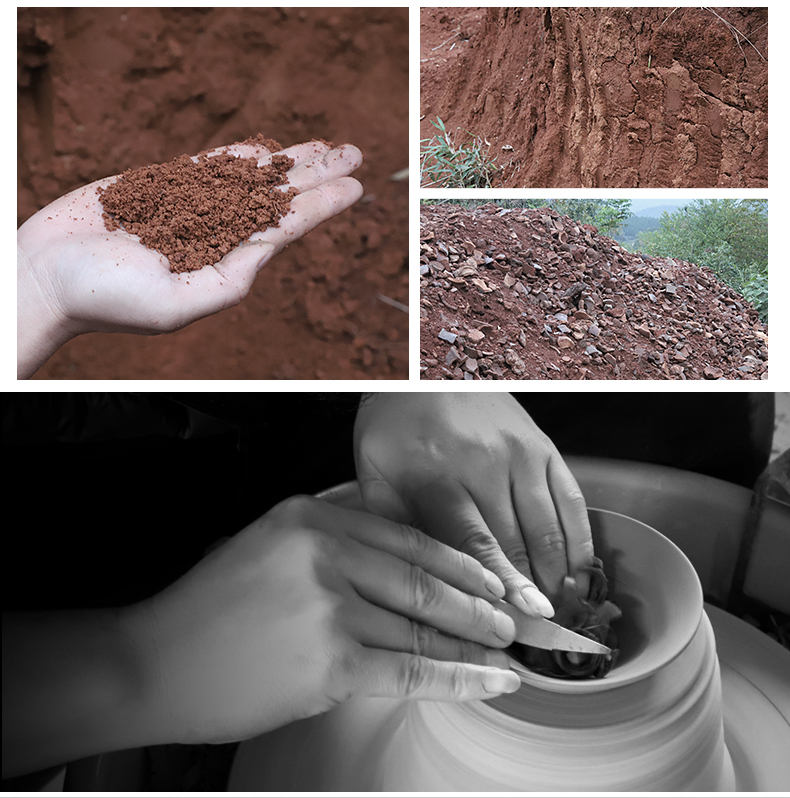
[18,140,363,337]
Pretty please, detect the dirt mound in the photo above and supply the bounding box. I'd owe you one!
[419,203,768,381]
[420,7,767,188]
[18,7,407,379]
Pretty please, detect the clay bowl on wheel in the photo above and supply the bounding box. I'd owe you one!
[316,483,704,693]
[508,507,703,693]
[386,509,730,791]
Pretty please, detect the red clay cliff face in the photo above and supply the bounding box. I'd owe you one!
[18,7,407,379]
[420,7,767,188]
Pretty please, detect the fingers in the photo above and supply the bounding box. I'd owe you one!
[348,600,511,669]
[336,505,504,603]
[467,482,556,618]
[511,460,570,602]
[200,174,362,295]
[352,649,521,702]
[340,537,515,650]
[199,140,363,190]
[283,144,364,192]
[198,139,329,167]
[249,176,364,256]
[510,450,594,602]
[407,479,554,618]
[546,453,595,597]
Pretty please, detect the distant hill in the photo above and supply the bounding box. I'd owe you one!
[631,203,687,218]
[616,203,689,250]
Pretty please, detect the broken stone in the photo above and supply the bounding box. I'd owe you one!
[438,329,457,344]
[504,349,526,375]
[445,346,461,366]
[464,357,479,373]
[454,264,478,278]
[471,278,495,293]
[419,204,767,382]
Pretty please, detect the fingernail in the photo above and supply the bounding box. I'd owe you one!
[485,649,512,669]
[493,609,516,643]
[483,569,505,600]
[521,586,555,618]
[483,668,521,694]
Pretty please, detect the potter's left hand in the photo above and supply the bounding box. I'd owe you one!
[354,393,595,616]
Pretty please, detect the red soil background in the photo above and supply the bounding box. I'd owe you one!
[18,7,407,379]
[420,7,767,188]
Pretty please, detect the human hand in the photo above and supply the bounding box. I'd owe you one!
[17,140,363,378]
[353,393,595,616]
[124,496,520,746]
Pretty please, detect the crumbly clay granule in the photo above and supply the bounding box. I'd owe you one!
[98,134,299,273]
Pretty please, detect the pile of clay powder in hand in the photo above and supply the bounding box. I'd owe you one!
[98,134,298,273]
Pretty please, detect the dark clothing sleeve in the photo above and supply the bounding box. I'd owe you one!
[2,393,361,611]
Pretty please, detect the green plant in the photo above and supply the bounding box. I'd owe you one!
[743,268,768,324]
[420,117,498,188]
[640,199,768,322]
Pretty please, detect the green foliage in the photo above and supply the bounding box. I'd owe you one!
[742,267,768,323]
[591,199,632,237]
[419,117,498,188]
[616,214,662,250]
[639,199,768,322]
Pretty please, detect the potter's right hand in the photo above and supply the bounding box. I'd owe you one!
[125,496,521,746]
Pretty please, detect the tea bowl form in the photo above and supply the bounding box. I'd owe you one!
[373,509,734,791]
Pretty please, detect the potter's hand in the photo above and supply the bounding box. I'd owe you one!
[125,496,520,746]
[16,141,363,379]
[354,393,595,616]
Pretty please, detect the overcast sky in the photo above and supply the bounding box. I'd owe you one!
[628,198,690,213]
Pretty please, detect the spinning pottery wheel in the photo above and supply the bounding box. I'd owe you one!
[230,480,790,791]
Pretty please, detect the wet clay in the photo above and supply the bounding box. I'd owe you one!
[98,140,297,273]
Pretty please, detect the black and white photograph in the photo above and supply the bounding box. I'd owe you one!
[3,392,788,791]
[10,2,787,794]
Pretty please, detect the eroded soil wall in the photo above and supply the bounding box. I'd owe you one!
[420,7,767,188]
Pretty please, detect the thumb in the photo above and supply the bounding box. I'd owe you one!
[351,649,521,701]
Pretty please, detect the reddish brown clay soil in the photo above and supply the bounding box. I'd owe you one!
[18,7,407,379]
[420,7,767,188]
[420,203,768,381]
[98,143,298,273]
